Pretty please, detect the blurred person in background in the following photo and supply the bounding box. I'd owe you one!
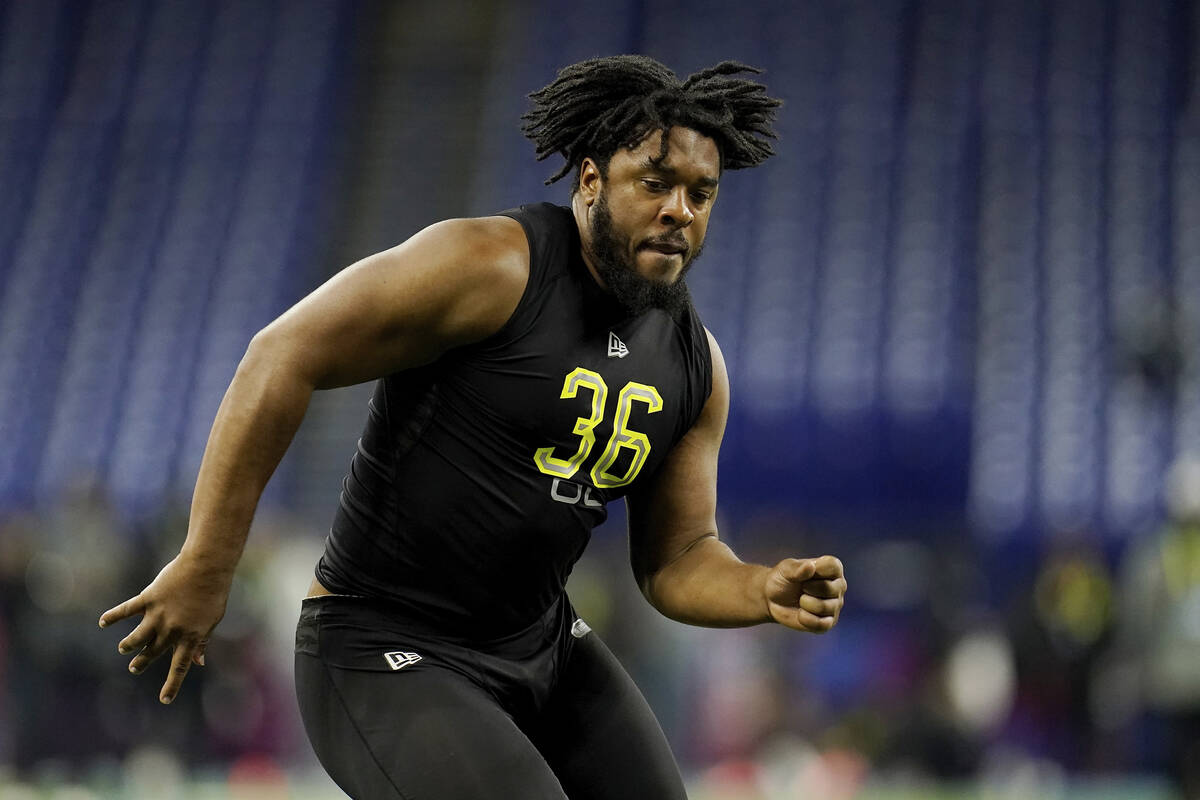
[1102,454,1200,798]
[98,55,847,799]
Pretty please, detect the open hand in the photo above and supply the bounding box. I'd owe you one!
[765,555,846,633]
[99,554,230,704]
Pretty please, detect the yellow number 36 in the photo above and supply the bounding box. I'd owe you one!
[533,367,663,489]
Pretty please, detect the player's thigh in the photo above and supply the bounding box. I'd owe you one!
[295,652,567,800]
[530,633,688,800]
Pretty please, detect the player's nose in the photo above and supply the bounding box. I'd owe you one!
[659,187,695,228]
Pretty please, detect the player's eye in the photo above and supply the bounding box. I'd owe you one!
[642,179,668,192]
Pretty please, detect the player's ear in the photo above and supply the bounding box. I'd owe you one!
[578,158,602,206]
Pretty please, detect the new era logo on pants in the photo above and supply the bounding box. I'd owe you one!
[384,651,422,670]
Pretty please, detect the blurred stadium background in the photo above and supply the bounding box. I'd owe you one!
[1,0,1198,797]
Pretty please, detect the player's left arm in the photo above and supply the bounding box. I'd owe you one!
[626,330,847,632]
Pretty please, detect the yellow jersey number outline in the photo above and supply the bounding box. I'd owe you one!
[534,369,663,489]
[533,367,607,479]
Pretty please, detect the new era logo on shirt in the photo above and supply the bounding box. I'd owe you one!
[607,332,628,359]
[384,651,422,671]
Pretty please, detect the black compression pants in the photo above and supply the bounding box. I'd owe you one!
[294,600,687,799]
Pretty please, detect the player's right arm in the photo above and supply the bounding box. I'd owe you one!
[98,216,530,705]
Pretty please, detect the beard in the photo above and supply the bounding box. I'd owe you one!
[586,190,702,318]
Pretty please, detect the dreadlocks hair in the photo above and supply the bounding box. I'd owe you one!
[522,55,782,188]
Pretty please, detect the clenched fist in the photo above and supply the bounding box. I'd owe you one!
[764,555,846,633]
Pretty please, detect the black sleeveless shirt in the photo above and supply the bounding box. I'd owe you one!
[316,203,713,637]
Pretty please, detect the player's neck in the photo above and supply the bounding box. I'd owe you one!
[571,195,609,292]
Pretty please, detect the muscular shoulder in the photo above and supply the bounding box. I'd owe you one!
[704,328,730,419]
[381,214,532,347]
[253,215,532,388]
[422,215,528,276]
[406,215,530,343]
